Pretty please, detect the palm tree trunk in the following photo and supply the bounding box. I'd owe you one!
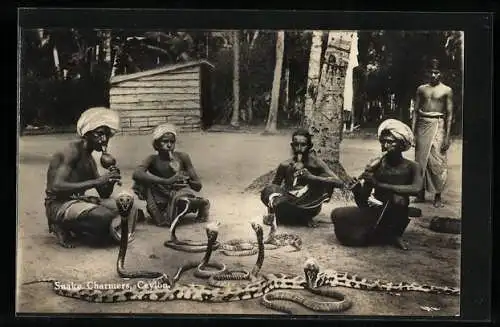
[102,30,112,64]
[303,31,323,122]
[304,31,354,182]
[230,30,240,128]
[245,31,355,193]
[264,30,285,133]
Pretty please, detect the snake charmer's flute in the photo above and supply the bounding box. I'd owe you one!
[346,152,386,190]
[292,153,304,187]
[100,145,122,186]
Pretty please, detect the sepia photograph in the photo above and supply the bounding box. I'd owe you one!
[16,16,469,317]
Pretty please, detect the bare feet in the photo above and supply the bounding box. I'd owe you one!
[52,224,75,248]
[137,209,146,223]
[262,214,275,226]
[307,220,320,228]
[413,196,425,203]
[433,194,445,208]
[413,190,425,203]
[392,237,409,251]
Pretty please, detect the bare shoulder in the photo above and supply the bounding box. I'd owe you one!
[175,151,192,163]
[60,141,82,161]
[416,84,428,92]
[308,152,327,165]
[404,158,422,171]
[442,84,453,94]
[280,158,293,167]
[141,153,158,164]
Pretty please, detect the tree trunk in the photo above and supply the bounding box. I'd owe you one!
[246,30,258,125]
[230,30,240,128]
[245,31,355,195]
[303,31,354,182]
[284,65,290,119]
[303,31,323,121]
[264,30,285,134]
[102,30,112,64]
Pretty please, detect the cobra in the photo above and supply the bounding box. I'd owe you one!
[114,192,170,281]
[163,202,221,253]
[23,192,173,287]
[21,257,457,311]
[171,221,227,283]
[220,214,302,256]
[207,221,266,288]
[21,218,350,313]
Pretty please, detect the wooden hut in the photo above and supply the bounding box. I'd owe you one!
[109,60,215,134]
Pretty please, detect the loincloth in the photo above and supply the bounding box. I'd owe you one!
[133,182,201,227]
[45,196,101,224]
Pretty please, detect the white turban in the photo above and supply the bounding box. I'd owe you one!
[377,119,414,152]
[152,123,177,141]
[76,107,120,137]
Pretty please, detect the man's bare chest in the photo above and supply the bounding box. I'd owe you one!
[421,86,448,102]
[151,155,183,177]
[71,156,97,180]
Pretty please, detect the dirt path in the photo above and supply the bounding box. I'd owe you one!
[16,131,462,316]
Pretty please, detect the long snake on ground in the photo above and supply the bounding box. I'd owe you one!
[22,193,459,313]
[220,214,302,256]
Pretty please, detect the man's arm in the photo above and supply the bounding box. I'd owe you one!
[305,156,344,188]
[132,155,177,186]
[375,161,424,196]
[271,163,287,186]
[180,152,203,192]
[412,86,422,133]
[352,182,373,208]
[51,145,98,194]
[91,160,116,199]
[444,86,454,150]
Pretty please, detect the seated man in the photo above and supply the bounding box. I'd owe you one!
[331,119,424,250]
[132,123,209,227]
[260,129,344,228]
[44,107,138,248]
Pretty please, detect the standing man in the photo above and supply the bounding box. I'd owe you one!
[412,59,453,208]
[44,107,137,248]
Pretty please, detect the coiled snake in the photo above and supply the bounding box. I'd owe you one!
[171,221,227,283]
[221,214,302,256]
[163,198,221,253]
[207,221,266,288]
[22,194,459,313]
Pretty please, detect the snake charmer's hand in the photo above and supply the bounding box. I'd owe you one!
[95,170,122,186]
[165,174,189,186]
[109,166,121,174]
[441,138,451,153]
[359,171,378,186]
[298,168,314,180]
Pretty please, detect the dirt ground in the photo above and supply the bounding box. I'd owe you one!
[16,131,462,316]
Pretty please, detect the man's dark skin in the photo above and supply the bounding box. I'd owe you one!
[354,132,424,250]
[46,126,122,248]
[276,134,344,187]
[412,64,453,207]
[268,133,344,228]
[132,131,209,224]
[132,132,203,199]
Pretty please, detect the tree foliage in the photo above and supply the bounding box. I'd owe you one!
[19,29,463,136]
